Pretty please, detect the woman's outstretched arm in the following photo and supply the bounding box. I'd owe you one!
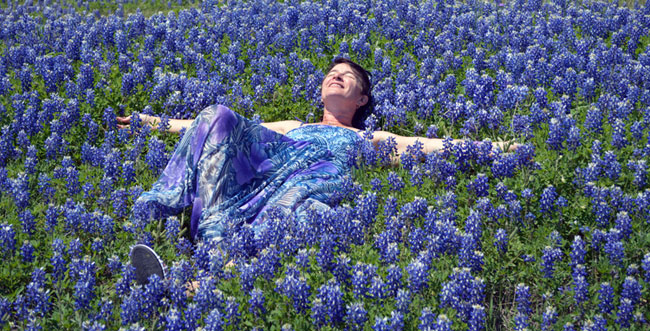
[372,130,519,164]
[117,113,303,135]
[116,114,194,133]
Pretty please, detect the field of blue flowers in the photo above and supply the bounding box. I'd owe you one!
[1,0,649,329]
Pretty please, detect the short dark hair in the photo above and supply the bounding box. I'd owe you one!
[325,58,373,130]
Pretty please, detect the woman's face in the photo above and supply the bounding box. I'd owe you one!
[321,63,368,112]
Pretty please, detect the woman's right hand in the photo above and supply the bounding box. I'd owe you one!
[117,114,161,130]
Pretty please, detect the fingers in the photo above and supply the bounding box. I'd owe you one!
[116,115,131,124]
[508,142,521,153]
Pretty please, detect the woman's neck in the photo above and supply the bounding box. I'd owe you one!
[320,108,353,127]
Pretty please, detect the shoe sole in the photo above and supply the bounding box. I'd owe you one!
[130,244,165,285]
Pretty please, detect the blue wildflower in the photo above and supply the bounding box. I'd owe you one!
[203,308,224,331]
[21,240,34,263]
[494,229,508,254]
[345,302,367,331]
[468,305,486,331]
[541,306,558,331]
[387,171,404,192]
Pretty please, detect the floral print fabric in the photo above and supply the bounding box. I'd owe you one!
[134,105,362,242]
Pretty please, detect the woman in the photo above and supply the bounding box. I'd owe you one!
[119,58,517,284]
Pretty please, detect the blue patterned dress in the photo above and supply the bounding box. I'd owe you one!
[134,105,362,241]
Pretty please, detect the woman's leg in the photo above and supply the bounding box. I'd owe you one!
[132,105,244,239]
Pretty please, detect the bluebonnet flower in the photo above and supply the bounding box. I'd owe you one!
[67,238,83,259]
[621,276,642,307]
[570,236,586,268]
[589,314,609,331]
[626,264,640,277]
[115,264,135,297]
[616,298,634,328]
[316,234,335,272]
[541,306,558,331]
[385,264,402,297]
[611,119,628,149]
[387,311,404,330]
[376,136,397,166]
[108,188,127,220]
[563,323,576,331]
[311,298,328,328]
[175,237,192,256]
[627,159,647,188]
[163,308,183,331]
[511,114,533,138]
[515,284,532,318]
[540,185,558,215]
[351,262,375,299]
[591,228,607,252]
[419,308,435,331]
[248,288,265,318]
[355,191,378,229]
[494,229,508,254]
[459,234,484,273]
[592,198,612,228]
[120,283,145,326]
[195,275,225,315]
[145,137,169,175]
[0,223,16,256]
[432,314,453,331]
[315,278,345,325]
[11,172,30,210]
[566,126,581,151]
[345,302,367,331]
[400,140,424,171]
[20,210,36,237]
[295,249,311,270]
[21,240,34,263]
[224,296,240,327]
[440,268,482,321]
[203,308,224,331]
[379,242,399,265]
[122,161,135,186]
[393,288,411,316]
[193,239,219,273]
[107,255,122,276]
[615,211,632,240]
[406,258,429,294]
[161,216,181,245]
[604,229,624,267]
[74,267,96,312]
[468,174,489,198]
[258,245,281,280]
[633,311,647,325]
[468,305,486,331]
[603,151,621,181]
[387,171,404,192]
[408,227,427,255]
[370,177,383,191]
[372,316,390,331]
[275,266,311,313]
[584,106,604,135]
[572,265,589,307]
[541,245,563,278]
[630,120,644,142]
[642,253,650,283]
[546,116,569,150]
[409,165,424,187]
[23,268,51,318]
